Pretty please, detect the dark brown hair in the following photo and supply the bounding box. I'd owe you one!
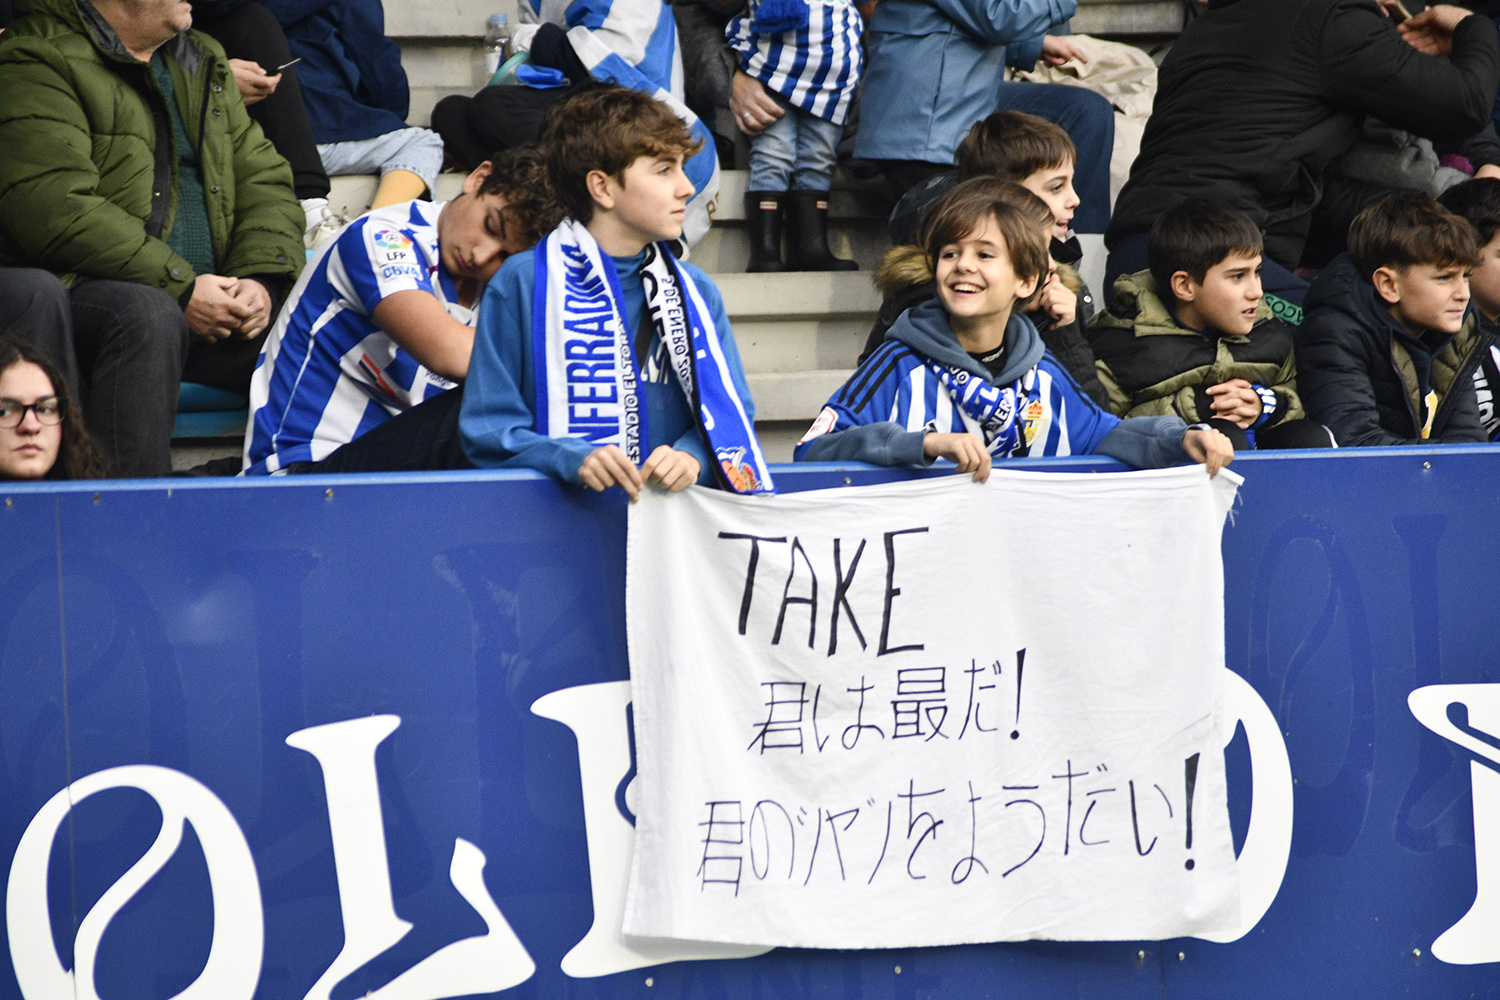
[1148,197,1264,297]
[920,181,1051,312]
[0,337,110,480]
[933,176,1054,233]
[476,146,567,248]
[876,180,1054,296]
[954,111,1077,182]
[1439,178,1500,247]
[1349,193,1481,279]
[538,86,704,223]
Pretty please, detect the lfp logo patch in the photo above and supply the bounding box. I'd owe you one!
[372,229,413,253]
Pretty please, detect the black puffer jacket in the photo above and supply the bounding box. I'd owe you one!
[1089,270,1303,425]
[1296,254,1489,445]
[1108,0,1500,268]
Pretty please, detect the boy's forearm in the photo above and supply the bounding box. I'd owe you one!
[795,422,929,465]
[372,291,476,381]
[1300,372,1407,445]
[1093,415,1191,469]
[460,413,596,480]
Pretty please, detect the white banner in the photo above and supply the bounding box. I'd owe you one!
[623,467,1243,949]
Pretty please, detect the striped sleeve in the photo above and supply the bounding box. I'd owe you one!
[1035,357,1122,456]
[343,216,437,316]
[793,342,933,464]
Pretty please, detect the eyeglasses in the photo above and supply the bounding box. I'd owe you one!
[0,397,64,429]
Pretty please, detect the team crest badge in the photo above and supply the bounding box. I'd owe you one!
[717,446,762,493]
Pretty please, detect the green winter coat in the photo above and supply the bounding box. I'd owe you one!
[1088,270,1305,427]
[0,0,303,303]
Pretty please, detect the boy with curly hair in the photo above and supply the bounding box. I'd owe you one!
[243,147,563,474]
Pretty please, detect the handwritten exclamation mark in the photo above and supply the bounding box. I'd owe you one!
[1183,752,1199,870]
[1010,647,1026,740]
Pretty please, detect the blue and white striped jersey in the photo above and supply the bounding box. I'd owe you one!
[727,0,864,125]
[797,339,1122,461]
[241,200,470,475]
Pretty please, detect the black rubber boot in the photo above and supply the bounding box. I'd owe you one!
[745,191,787,273]
[786,190,858,271]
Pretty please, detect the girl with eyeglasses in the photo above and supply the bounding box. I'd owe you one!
[0,339,109,481]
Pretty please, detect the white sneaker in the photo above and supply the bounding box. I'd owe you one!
[300,197,347,251]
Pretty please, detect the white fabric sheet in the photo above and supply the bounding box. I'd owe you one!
[624,467,1243,948]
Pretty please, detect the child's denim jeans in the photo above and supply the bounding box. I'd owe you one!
[747,95,843,191]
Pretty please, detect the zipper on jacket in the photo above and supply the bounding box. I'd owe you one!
[1389,351,1422,437]
[196,56,215,162]
[195,55,223,260]
[144,66,174,240]
[1429,332,1483,433]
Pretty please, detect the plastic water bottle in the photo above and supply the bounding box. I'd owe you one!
[483,13,511,78]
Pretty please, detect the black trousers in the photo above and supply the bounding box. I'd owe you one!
[1207,417,1334,451]
[431,85,588,171]
[293,385,474,474]
[192,1,330,201]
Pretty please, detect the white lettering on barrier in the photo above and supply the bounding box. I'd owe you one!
[1192,670,1294,944]
[1408,683,1500,965]
[6,765,264,1000]
[532,682,770,977]
[0,675,1326,992]
[286,716,536,999]
[5,720,536,1000]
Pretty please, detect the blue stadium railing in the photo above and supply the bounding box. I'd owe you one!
[0,448,1496,999]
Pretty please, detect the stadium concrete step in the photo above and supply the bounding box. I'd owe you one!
[715,270,878,375]
[693,171,892,273]
[716,270,881,462]
[1073,0,1189,36]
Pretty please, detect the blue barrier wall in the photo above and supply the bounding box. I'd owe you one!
[0,448,1496,999]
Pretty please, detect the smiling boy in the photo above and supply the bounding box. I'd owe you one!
[1297,193,1488,446]
[796,183,1233,479]
[241,148,561,474]
[1089,198,1329,449]
[867,116,1105,402]
[458,87,773,497]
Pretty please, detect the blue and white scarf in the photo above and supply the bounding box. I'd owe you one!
[926,362,1022,456]
[520,0,721,246]
[533,220,775,494]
